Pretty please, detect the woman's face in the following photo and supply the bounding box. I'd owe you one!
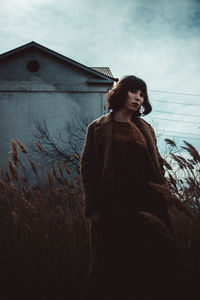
[123,89,145,113]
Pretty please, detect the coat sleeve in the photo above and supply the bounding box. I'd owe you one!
[80,122,100,218]
[148,124,166,180]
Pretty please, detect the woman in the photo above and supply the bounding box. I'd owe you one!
[80,75,185,300]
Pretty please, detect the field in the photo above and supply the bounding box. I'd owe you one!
[0,138,199,299]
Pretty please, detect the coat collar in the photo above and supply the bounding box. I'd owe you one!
[95,111,114,128]
[94,110,153,155]
[94,111,163,183]
[95,110,150,134]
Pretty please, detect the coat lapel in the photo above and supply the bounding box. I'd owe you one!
[134,117,166,184]
[94,112,114,198]
[135,118,163,179]
[94,111,163,187]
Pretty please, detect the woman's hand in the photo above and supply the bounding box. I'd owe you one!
[89,212,101,221]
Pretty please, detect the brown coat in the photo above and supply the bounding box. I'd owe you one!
[80,110,166,218]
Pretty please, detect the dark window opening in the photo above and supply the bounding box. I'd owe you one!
[27,60,40,72]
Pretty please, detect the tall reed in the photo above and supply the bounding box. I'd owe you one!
[0,139,90,300]
[162,139,200,289]
[0,137,199,299]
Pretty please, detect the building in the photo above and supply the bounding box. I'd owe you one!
[0,41,117,171]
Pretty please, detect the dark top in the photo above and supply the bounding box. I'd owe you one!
[112,119,157,215]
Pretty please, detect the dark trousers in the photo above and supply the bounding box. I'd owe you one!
[82,189,188,300]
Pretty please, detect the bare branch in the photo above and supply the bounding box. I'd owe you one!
[28,110,94,175]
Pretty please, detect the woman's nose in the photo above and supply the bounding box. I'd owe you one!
[135,92,141,99]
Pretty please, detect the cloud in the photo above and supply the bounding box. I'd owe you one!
[0,0,199,147]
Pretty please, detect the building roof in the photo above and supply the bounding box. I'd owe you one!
[0,41,118,82]
[91,67,114,78]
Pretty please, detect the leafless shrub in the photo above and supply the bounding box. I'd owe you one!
[28,110,94,177]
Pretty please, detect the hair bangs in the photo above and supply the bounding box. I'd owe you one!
[128,78,147,94]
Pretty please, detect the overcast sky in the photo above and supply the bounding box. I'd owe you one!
[0,0,200,150]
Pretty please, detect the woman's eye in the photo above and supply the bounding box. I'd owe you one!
[140,92,144,98]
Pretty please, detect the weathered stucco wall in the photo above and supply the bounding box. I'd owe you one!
[0,46,113,175]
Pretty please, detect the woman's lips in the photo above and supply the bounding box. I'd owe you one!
[131,103,139,108]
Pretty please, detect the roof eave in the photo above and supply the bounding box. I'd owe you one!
[0,41,118,82]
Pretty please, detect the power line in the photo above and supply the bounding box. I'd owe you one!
[145,116,200,125]
[150,90,200,97]
[151,99,200,107]
[156,133,200,140]
[153,110,200,117]
[157,129,200,136]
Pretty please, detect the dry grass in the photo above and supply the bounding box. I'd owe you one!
[161,139,200,287]
[0,137,200,299]
[164,139,200,215]
[0,139,90,300]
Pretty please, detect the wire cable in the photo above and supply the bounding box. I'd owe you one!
[155,133,200,140]
[145,116,200,125]
[149,90,200,97]
[153,110,200,117]
[151,99,200,107]
[157,129,200,136]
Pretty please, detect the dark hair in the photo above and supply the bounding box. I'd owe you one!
[106,75,152,116]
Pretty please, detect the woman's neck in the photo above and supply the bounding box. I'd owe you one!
[113,110,136,122]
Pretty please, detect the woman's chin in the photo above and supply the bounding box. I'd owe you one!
[130,108,139,113]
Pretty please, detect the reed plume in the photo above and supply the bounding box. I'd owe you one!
[27,157,38,178]
[34,141,44,152]
[61,160,70,174]
[71,153,80,160]
[39,161,45,176]
[56,162,64,177]
[9,138,20,166]
[165,138,176,147]
[16,140,27,154]
[8,158,19,181]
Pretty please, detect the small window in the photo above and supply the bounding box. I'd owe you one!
[27,60,40,72]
